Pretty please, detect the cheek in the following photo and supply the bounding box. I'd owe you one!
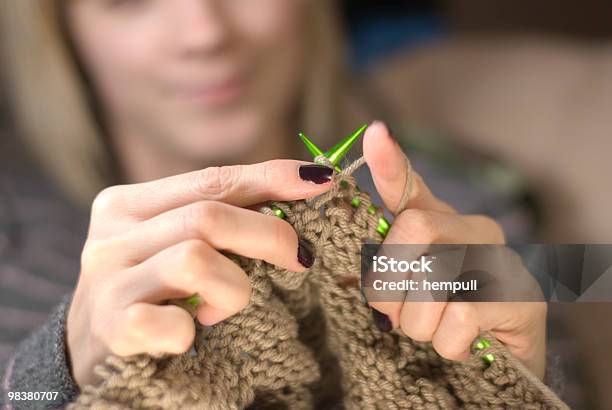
[228,0,305,39]
[229,1,307,109]
[228,0,306,72]
[67,10,164,112]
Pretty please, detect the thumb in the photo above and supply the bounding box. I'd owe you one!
[363,121,454,214]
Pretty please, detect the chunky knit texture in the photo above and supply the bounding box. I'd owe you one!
[68,158,569,410]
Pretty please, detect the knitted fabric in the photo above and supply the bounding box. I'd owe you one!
[68,158,569,410]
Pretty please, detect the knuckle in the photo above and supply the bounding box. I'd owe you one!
[172,239,208,261]
[106,335,131,357]
[182,201,221,237]
[192,166,236,198]
[233,280,252,311]
[81,240,110,269]
[396,209,438,243]
[91,186,123,216]
[473,214,506,244]
[184,201,225,235]
[193,167,221,196]
[161,308,195,354]
[257,160,278,186]
[171,329,195,353]
[176,244,210,289]
[177,239,210,261]
[182,268,207,290]
[432,338,464,361]
[269,218,294,259]
[219,165,238,187]
[400,317,433,342]
[446,303,476,327]
[122,305,150,343]
[214,271,251,313]
[81,237,127,271]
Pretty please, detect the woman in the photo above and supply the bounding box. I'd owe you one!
[0,1,548,408]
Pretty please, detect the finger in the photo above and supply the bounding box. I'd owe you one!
[362,121,454,214]
[106,303,196,357]
[386,209,505,246]
[196,305,238,326]
[477,302,547,379]
[112,240,252,319]
[368,210,504,323]
[399,301,446,341]
[91,160,334,220]
[364,242,430,326]
[434,302,546,378]
[431,302,480,361]
[90,201,311,272]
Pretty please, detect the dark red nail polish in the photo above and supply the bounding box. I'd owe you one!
[372,309,392,332]
[299,164,333,184]
[297,238,315,268]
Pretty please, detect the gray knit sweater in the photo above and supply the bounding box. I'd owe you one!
[1,293,78,409]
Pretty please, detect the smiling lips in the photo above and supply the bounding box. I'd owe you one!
[176,74,246,108]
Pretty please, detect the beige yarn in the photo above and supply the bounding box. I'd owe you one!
[68,158,569,410]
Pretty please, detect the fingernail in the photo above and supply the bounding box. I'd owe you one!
[299,164,333,184]
[383,123,399,145]
[297,238,315,268]
[372,309,392,332]
[372,121,397,142]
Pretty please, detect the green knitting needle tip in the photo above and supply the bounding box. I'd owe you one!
[298,132,324,158]
[324,124,368,166]
[299,124,367,172]
[297,124,391,237]
[298,131,341,172]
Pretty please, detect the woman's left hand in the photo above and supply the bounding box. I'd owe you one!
[363,121,547,380]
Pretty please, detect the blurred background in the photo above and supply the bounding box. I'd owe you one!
[3,1,612,408]
[342,3,612,409]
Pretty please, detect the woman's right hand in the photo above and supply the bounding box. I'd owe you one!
[66,160,334,388]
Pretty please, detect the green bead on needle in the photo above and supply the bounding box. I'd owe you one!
[270,204,286,219]
[185,293,202,308]
[482,353,495,365]
[297,124,391,237]
[473,338,491,351]
[473,337,495,365]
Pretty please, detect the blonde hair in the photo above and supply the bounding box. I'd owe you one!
[0,0,347,206]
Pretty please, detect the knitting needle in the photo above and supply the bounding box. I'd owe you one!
[290,124,390,237]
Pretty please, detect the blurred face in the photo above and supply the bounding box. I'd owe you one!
[66,0,307,162]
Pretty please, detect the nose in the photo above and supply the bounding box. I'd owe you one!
[174,0,229,56]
